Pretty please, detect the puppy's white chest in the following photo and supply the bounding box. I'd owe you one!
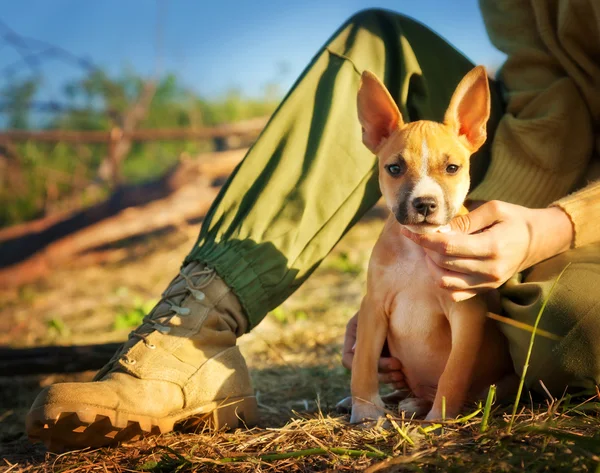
[378,239,452,319]
[386,255,450,339]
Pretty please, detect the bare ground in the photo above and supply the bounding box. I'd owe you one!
[1,209,599,472]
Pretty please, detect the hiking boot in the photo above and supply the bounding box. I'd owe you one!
[26,262,257,451]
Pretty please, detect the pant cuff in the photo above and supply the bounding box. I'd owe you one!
[184,239,289,331]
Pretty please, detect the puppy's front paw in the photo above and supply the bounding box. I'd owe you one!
[335,396,353,413]
[350,399,385,425]
[424,405,460,422]
[419,410,445,436]
[398,398,431,418]
[424,409,441,422]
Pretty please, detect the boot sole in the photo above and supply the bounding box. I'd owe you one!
[26,395,258,451]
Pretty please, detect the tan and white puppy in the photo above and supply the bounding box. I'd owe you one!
[350,66,515,424]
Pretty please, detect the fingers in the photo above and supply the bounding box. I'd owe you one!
[424,254,480,289]
[424,255,489,299]
[450,200,503,234]
[424,249,478,274]
[378,356,402,373]
[344,352,406,387]
[342,351,354,371]
[449,290,479,302]
[378,370,405,385]
[400,201,511,259]
[378,357,405,387]
[341,313,358,370]
[423,248,495,278]
[401,227,497,258]
[343,353,406,389]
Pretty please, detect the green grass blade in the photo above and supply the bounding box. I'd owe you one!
[453,406,482,424]
[387,414,416,446]
[507,263,570,434]
[480,384,496,433]
[441,395,446,435]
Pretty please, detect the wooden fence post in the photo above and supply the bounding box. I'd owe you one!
[108,126,123,187]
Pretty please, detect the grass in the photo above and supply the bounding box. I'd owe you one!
[45,318,70,339]
[480,385,496,433]
[507,264,570,434]
[1,207,599,472]
[5,398,599,472]
[113,298,157,330]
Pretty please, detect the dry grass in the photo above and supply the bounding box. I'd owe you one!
[3,398,600,472]
[1,208,600,472]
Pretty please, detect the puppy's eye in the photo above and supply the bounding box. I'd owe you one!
[446,164,460,174]
[386,162,406,177]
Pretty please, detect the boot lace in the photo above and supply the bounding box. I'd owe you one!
[128,266,217,349]
[93,265,217,376]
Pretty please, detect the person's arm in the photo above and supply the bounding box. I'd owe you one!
[470,0,597,247]
[551,184,600,248]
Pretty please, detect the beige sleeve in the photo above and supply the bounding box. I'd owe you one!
[471,0,595,247]
[551,181,600,248]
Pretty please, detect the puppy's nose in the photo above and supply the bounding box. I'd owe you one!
[413,196,438,217]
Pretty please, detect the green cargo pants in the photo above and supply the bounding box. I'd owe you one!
[186,9,600,394]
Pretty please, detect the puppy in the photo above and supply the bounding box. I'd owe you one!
[349,66,515,424]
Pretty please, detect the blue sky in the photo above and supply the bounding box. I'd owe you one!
[0,0,506,103]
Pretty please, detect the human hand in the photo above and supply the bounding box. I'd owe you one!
[342,312,406,389]
[400,200,573,301]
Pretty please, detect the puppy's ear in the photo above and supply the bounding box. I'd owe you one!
[358,71,403,154]
[444,66,490,153]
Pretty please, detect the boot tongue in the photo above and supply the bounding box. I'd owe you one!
[149,261,211,320]
[135,261,210,334]
[148,274,189,320]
